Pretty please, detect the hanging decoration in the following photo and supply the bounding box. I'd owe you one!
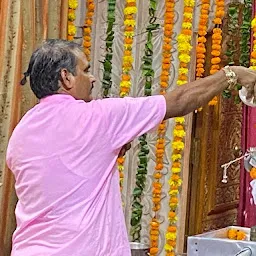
[83,0,95,61]
[118,0,137,192]
[164,0,195,254]
[222,4,241,102]
[101,0,117,98]
[120,0,137,97]
[149,0,175,255]
[195,0,210,79]
[67,0,78,41]
[239,0,252,68]
[130,0,159,242]
[250,16,256,70]
[208,0,225,105]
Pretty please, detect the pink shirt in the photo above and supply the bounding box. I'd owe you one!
[6,94,166,256]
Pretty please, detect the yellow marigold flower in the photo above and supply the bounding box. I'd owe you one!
[177,80,187,85]
[127,0,136,2]
[173,129,186,138]
[172,167,181,173]
[164,244,174,252]
[120,81,131,88]
[169,179,182,187]
[68,10,76,21]
[184,0,195,7]
[227,229,237,239]
[120,91,128,97]
[124,6,138,15]
[68,0,78,9]
[183,12,193,19]
[178,68,188,75]
[123,56,134,63]
[118,164,124,171]
[166,232,177,241]
[169,189,179,196]
[177,34,191,42]
[252,18,256,28]
[182,22,192,29]
[124,31,135,37]
[124,20,136,27]
[68,24,76,36]
[250,66,256,70]
[171,154,182,161]
[178,42,192,52]
[172,141,184,150]
[179,54,191,63]
[175,117,185,123]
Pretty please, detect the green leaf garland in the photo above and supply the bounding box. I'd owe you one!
[130,0,159,242]
[101,0,117,98]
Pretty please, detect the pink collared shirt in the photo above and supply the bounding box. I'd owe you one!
[6,94,166,256]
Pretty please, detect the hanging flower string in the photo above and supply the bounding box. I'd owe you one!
[120,0,137,97]
[130,0,159,242]
[101,0,117,97]
[67,0,78,41]
[208,0,225,105]
[194,0,210,112]
[118,0,137,192]
[149,0,175,255]
[164,0,195,255]
[250,16,256,70]
[195,0,210,80]
[83,0,95,61]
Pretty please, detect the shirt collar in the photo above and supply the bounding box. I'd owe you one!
[40,94,76,104]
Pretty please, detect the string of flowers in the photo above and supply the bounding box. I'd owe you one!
[164,0,195,255]
[130,0,159,242]
[83,0,95,61]
[149,0,175,255]
[118,0,137,192]
[120,0,137,97]
[208,0,225,105]
[250,16,256,70]
[101,0,117,98]
[67,0,78,41]
[194,0,210,112]
[195,0,210,79]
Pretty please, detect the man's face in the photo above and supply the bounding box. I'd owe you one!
[60,50,96,102]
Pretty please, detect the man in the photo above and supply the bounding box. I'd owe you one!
[6,39,256,256]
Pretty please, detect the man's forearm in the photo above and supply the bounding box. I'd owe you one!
[163,70,228,119]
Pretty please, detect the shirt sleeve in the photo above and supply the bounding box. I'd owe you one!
[91,95,166,151]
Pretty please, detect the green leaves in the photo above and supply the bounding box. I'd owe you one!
[101,0,117,97]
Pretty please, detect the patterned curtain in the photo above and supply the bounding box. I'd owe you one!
[0,0,67,254]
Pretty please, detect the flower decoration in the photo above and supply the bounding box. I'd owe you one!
[83,0,95,61]
[67,0,78,41]
[149,1,175,254]
[208,0,225,106]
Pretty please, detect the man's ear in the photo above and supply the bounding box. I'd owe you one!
[60,68,73,89]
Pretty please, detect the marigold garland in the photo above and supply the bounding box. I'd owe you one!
[208,0,225,105]
[67,0,78,41]
[83,0,95,61]
[149,0,176,255]
[120,0,137,97]
[118,0,137,193]
[164,1,195,255]
[130,0,159,242]
[250,16,256,70]
[195,0,210,79]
